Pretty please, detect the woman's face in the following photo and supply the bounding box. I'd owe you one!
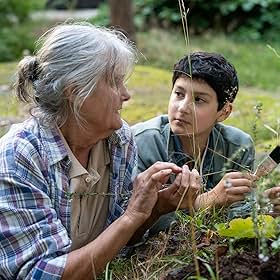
[168,75,226,141]
[79,78,131,137]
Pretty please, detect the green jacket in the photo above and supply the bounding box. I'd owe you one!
[132,115,255,227]
[132,115,255,189]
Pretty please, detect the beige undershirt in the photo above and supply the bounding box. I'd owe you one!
[59,130,110,250]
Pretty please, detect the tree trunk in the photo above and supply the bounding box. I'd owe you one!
[109,0,136,43]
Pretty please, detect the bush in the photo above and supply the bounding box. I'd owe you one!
[0,0,45,26]
[134,0,280,41]
[0,0,46,62]
[0,27,37,62]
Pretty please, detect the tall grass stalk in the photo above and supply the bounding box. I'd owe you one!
[178,0,201,277]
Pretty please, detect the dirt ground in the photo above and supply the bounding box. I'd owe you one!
[129,223,280,280]
[161,250,280,280]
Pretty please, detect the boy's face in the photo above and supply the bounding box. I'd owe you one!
[168,75,228,141]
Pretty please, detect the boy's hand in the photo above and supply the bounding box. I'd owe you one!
[264,186,280,213]
[195,171,255,209]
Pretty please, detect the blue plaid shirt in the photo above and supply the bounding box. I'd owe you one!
[0,117,137,279]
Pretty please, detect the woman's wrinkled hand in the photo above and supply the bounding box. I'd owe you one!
[155,165,202,215]
[124,162,182,226]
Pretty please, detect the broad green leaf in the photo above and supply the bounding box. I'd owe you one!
[215,215,277,239]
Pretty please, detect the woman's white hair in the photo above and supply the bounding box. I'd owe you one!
[15,22,137,126]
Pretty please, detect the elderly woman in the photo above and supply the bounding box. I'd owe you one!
[0,23,200,279]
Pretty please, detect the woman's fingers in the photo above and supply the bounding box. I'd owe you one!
[146,161,182,176]
[175,166,202,211]
[156,165,202,212]
[135,168,174,216]
[190,168,201,191]
[127,162,182,223]
[176,165,190,196]
[141,161,183,188]
[150,168,174,188]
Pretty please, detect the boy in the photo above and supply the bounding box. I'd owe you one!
[132,52,255,233]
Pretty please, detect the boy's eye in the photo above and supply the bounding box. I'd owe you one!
[194,96,205,103]
[175,91,184,97]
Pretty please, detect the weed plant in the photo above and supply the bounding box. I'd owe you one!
[0,9,280,279]
[107,2,280,279]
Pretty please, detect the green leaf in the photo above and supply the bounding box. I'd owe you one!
[215,215,277,239]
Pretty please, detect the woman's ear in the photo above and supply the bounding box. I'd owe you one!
[216,103,233,122]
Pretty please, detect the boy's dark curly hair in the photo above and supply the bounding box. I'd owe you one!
[172,51,239,111]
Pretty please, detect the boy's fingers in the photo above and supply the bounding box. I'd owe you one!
[227,186,251,195]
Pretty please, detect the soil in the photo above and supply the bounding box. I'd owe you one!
[161,250,280,280]
[128,222,280,280]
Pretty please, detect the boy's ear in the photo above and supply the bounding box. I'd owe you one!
[216,103,233,122]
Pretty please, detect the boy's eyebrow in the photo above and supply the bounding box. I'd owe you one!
[174,85,185,91]
[174,85,213,97]
[193,91,212,97]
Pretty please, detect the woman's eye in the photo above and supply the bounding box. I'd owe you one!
[112,81,123,91]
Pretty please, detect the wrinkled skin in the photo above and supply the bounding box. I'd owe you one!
[126,163,201,224]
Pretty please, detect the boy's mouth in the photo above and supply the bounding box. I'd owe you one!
[174,118,192,125]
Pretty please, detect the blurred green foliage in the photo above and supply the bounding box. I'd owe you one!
[0,0,46,62]
[0,0,45,26]
[89,2,110,27]
[134,0,280,41]
[137,29,280,92]
[86,0,280,42]
[1,0,280,61]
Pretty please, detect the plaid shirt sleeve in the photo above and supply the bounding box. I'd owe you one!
[0,130,71,279]
[107,121,138,224]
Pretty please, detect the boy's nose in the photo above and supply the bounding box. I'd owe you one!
[178,98,193,113]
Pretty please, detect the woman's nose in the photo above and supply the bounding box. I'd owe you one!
[120,85,131,102]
